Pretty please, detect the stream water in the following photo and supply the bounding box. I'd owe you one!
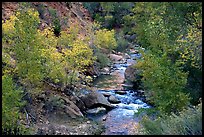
[87,52,151,135]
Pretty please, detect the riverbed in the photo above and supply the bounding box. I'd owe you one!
[87,50,151,135]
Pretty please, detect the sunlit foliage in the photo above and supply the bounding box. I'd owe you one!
[94,29,117,52]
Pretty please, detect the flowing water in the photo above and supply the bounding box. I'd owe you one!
[87,52,151,135]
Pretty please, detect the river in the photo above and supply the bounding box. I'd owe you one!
[86,50,151,135]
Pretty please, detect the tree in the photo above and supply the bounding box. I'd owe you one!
[130,2,202,114]
[13,8,45,87]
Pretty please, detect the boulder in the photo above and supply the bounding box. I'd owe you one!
[129,34,136,41]
[124,65,143,89]
[137,90,145,94]
[124,53,131,59]
[109,54,123,62]
[69,95,86,112]
[124,65,137,82]
[79,91,114,110]
[124,34,136,41]
[65,105,84,119]
[101,67,110,75]
[60,96,84,118]
[115,90,127,95]
[129,48,139,54]
[86,107,106,114]
[102,92,111,97]
[117,52,123,56]
[124,34,131,40]
[122,84,133,89]
[108,95,121,104]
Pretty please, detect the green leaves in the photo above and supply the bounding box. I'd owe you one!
[2,74,25,132]
[140,103,202,135]
[132,2,202,114]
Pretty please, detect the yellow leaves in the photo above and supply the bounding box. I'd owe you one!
[39,27,57,48]
[66,39,94,70]
[27,8,39,18]
[94,29,117,51]
[57,30,74,48]
[2,15,17,37]
[92,21,101,30]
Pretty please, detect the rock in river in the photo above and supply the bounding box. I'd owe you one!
[102,92,112,97]
[115,90,127,95]
[109,54,123,62]
[79,91,115,110]
[108,95,121,104]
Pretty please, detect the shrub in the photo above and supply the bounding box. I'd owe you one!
[115,31,128,52]
[94,29,117,52]
[131,2,201,114]
[139,103,202,135]
[95,51,110,68]
[2,74,26,134]
[104,15,114,29]
[39,24,95,88]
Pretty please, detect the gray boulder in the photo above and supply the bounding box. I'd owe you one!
[124,65,137,82]
[60,96,84,118]
[69,95,86,112]
[108,95,121,104]
[102,92,112,97]
[129,34,136,41]
[124,53,131,59]
[86,107,106,114]
[101,67,111,75]
[79,91,115,110]
[124,34,136,41]
[124,65,143,89]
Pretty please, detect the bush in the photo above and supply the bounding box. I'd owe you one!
[94,29,117,52]
[2,74,26,134]
[115,31,128,52]
[139,103,202,135]
[104,15,114,29]
[95,51,110,68]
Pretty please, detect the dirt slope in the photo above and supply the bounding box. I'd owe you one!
[2,2,93,38]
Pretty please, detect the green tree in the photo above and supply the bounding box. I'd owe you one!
[131,2,202,113]
[13,8,45,87]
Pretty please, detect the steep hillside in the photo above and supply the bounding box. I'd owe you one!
[2,2,93,38]
[2,2,104,135]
